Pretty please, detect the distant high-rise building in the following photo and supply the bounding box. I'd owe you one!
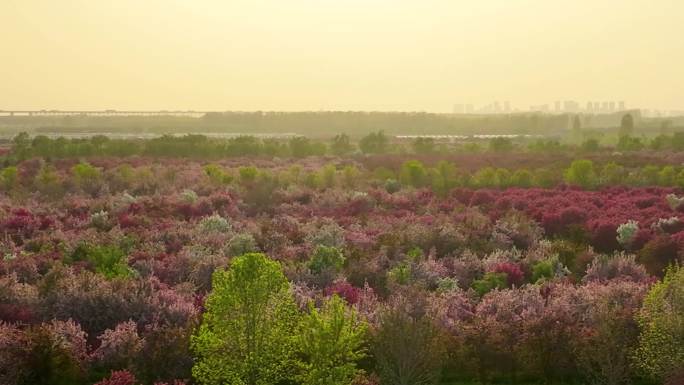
[504,101,510,112]
[564,100,579,112]
[619,101,626,110]
[586,102,594,112]
[453,104,465,114]
[555,101,561,112]
[609,101,616,112]
[466,104,474,113]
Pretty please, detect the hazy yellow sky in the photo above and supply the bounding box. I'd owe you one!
[1,0,682,112]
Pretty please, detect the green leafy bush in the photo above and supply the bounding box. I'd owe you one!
[635,265,684,382]
[471,272,507,296]
[298,295,367,385]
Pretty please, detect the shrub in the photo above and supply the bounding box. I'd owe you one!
[309,246,345,275]
[226,233,258,257]
[136,324,193,385]
[298,295,367,385]
[203,164,232,185]
[20,320,89,385]
[666,193,684,211]
[471,272,507,296]
[583,253,650,283]
[93,370,138,385]
[180,189,198,204]
[198,214,231,234]
[564,159,596,189]
[384,178,401,194]
[635,265,684,382]
[638,235,680,277]
[531,259,556,283]
[616,220,640,250]
[91,321,143,376]
[72,162,102,195]
[1,166,18,191]
[68,243,133,279]
[90,210,113,232]
[399,160,429,188]
[306,222,346,249]
[373,297,445,385]
[573,281,647,385]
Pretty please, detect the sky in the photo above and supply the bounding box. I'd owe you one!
[1,0,683,112]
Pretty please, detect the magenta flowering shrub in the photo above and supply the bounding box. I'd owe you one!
[92,321,143,373]
[583,252,651,283]
[94,370,138,385]
[0,155,680,384]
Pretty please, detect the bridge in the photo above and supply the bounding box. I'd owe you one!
[0,110,210,117]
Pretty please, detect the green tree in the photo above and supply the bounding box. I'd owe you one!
[35,165,63,199]
[71,162,102,195]
[412,137,435,154]
[619,113,634,137]
[534,168,559,188]
[319,164,336,189]
[488,137,514,152]
[635,266,684,382]
[473,167,497,188]
[238,166,259,186]
[12,132,31,160]
[494,168,511,188]
[342,165,360,188]
[331,134,355,155]
[289,137,325,158]
[430,161,458,196]
[298,295,367,385]
[573,115,582,131]
[191,253,300,385]
[563,159,596,189]
[659,166,677,186]
[617,135,643,152]
[581,138,600,152]
[359,131,389,154]
[204,164,233,185]
[600,162,625,186]
[511,169,533,187]
[399,160,428,188]
[0,166,18,192]
[309,245,345,275]
[639,165,661,186]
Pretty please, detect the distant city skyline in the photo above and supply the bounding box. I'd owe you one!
[452,100,684,117]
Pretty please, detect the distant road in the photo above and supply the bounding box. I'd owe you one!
[0,110,208,117]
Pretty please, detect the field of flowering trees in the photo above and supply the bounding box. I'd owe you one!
[1,134,684,385]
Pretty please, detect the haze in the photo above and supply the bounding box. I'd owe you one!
[1,0,682,112]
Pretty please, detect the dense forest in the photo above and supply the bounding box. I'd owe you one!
[2,110,673,138]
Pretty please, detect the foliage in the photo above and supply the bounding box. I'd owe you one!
[471,272,507,296]
[359,131,389,154]
[635,265,684,382]
[564,159,596,189]
[373,297,445,385]
[191,253,300,385]
[298,295,367,385]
